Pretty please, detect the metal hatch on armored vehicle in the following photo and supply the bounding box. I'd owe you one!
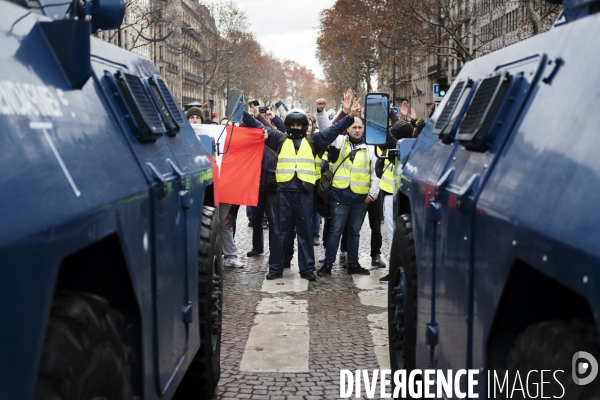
[0,0,236,398]
[365,0,600,398]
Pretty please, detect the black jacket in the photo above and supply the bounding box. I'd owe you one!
[242,111,354,191]
[260,145,278,191]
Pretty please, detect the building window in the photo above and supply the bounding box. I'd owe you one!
[160,66,164,76]
[505,9,519,33]
[159,46,164,61]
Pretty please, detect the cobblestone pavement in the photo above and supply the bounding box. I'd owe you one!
[212,208,391,400]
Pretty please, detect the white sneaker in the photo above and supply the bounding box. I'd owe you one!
[318,249,326,263]
[338,251,347,263]
[224,257,244,268]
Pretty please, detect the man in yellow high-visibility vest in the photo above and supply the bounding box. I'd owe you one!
[317,116,380,276]
[241,101,361,281]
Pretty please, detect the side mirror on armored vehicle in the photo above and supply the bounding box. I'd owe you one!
[227,90,244,124]
[364,93,389,146]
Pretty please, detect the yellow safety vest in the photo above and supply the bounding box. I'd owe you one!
[276,137,317,184]
[379,151,394,193]
[315,154,322,180]
[330,138,371,194]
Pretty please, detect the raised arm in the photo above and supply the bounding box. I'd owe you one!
[273,83,288,119]
[312,99,360,154]
[241,111,282,151]
[315,98,331,131]
[256,113,275,129]
[331,88,352,124]
[266,109,286,132]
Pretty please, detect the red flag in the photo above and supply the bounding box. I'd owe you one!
[192,124,265,206]
[218,125,264,206]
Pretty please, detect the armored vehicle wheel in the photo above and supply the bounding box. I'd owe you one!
[175,205,223,398]
[34,291,133,400]
[388,214,418,377]
[502,319,600,399]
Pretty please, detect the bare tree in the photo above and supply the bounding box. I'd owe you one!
[521,0,562,35]
[96,0,180,53]
[316,0,377,95]
[408,0,501,64]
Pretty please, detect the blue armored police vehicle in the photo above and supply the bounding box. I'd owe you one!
[0,0,224,398]
[365,0,600,397]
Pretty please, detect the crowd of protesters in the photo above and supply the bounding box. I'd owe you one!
[186,86,426,282]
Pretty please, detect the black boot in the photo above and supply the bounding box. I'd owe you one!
[247,249,264,257]
[347,263,370,275]
[371,255,386,268]
[266,271,283,280]
[300,270,317,281]
[317,264,333,276]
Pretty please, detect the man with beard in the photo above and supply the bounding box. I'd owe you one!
[317,116,380,276]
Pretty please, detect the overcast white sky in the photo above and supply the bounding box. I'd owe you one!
[238,0,337,80]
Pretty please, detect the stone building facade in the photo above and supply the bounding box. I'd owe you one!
[386,0,559,121]
[96,0,222,112]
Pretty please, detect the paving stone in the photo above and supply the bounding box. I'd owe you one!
[211,217,389,400]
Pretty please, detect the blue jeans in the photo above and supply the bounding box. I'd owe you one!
[312,209,321,239]
[312,190,321,239]
[324,200,368,265]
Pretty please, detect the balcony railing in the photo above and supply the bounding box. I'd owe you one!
[167,62,179,73]
[457,9,470,22]
[183,71,202,83]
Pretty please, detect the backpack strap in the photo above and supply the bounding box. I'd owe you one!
[265,144,278,158]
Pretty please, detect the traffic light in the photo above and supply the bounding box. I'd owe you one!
[438,76,448,98]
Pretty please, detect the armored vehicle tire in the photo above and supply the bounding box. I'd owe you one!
[388,214,418,376]
[174,205,223,398]
[503,319,600,399]
[34,291,133,400]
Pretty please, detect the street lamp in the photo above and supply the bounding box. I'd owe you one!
[360,34,400,102]
[359,36,373,93]
[186,26,217,104]
[379,39,402,106]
